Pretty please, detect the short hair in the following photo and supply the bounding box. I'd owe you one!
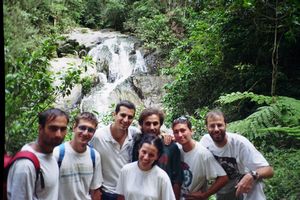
[38,108,69,127]
[115,100,136,114]
[138,134,163,166]
[171,116,192,130]
[205,109,227,125]
[74,112,98,128]
[138,107,164,126]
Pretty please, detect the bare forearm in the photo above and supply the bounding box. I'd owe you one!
[256,166,274,179]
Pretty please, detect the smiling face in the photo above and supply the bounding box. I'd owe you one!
[113,106,135,131]
[73,119,96,147]
[141,114,161,136]
[138,143,159,171]
[206,114,227,147]
[172,122,193,146]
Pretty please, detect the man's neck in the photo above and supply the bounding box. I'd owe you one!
[182,139,196,152]
[70,140,86,153]
[31,141,53,154]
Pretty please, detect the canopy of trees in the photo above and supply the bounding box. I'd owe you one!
[4,0,300,199]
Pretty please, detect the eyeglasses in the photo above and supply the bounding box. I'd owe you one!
[78,125,96,133]
[48,125,67,132]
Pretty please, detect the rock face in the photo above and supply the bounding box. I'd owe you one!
[130,75,173,108]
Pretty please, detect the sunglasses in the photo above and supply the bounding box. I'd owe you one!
[78,125,96,133]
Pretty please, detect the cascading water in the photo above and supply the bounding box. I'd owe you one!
[80,34,147,120]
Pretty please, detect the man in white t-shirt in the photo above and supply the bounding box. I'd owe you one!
[7,108,69,200]
[89,100,139,200]
[53,112,103,200]
[172,116,229,200]
[199,109,274,200]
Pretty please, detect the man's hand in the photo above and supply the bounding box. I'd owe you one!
[162,134,174,145]
[90,188,102,200]
[184,191,208,200]
[235,173,254,196]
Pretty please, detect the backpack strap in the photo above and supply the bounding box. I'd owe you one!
[89,147,95,169]
[58,143,65,168]
[9,151,40,169]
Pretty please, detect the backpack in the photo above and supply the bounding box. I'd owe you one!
[57,143,96,168]
[3,151,45,200]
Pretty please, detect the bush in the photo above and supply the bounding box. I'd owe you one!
[264,149,300,200]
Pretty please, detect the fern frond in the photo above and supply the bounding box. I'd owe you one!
[260,126,300,140]
[218,93,300,148]
[217,91,273,105]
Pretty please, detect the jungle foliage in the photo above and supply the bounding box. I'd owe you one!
[4,0,300,199]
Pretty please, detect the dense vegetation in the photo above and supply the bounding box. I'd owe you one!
[4,0,300,199]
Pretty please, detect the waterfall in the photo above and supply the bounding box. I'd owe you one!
[51,28,168,124]
[80,35,147,120]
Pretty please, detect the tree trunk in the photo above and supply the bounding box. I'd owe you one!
[271,0,279,97]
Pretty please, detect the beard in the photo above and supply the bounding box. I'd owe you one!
[210,131,226,144]
[46,138,64,148]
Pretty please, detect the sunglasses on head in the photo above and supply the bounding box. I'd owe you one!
[78,125,96,133]
[173,116,188,123]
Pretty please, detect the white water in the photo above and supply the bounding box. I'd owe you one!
[80,35,147,119]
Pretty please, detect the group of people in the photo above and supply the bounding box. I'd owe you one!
[6,100,274,200]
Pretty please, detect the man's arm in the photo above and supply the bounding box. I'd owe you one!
[184,175,229,200]
[171,143,183,200]
[256,165,274,179]
[173,183,181,200]
[161,134,174,145]
[235,166,274,196]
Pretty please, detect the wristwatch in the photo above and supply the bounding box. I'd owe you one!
[250,170,259,180]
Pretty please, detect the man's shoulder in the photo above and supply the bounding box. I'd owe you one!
[199,134,213,147]
[93,125,111,139]
[194,142,214,157]
[21,142,35,151]
[200,133,211,140]
[227,132,251,144]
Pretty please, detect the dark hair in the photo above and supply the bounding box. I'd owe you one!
[138,134,163,166]
[74,112,98,128]
[205,109,226,125]
[138,107,164,126]
[38,108,69,127]
[115,100,136,114]
[171,116,192,130]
